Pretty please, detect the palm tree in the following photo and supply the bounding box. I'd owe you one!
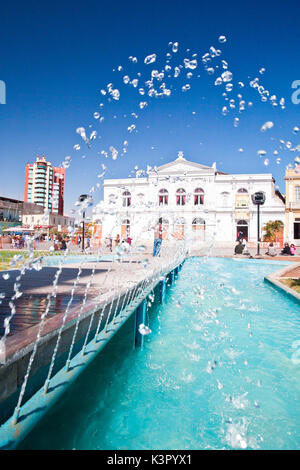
[263,220,283,242]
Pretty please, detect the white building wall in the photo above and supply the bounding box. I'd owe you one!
[22,213,75,229]
[93,157,285,244]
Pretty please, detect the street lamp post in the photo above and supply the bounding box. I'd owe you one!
[78,194,92,252]
[251,191,266,256]
[82,210,85,252]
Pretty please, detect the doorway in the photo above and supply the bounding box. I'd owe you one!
[236,219,248,241]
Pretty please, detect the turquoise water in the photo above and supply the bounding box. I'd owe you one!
[18,257,300,450]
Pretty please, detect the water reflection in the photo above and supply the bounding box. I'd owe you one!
[0,294,83,336]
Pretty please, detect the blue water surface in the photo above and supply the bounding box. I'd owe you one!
[18,257,300,450]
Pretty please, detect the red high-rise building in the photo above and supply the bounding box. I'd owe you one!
[24,156,65,215]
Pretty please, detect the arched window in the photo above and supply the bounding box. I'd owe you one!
[194,188,204,205]
[174,217,185,239]
[136,193,145,206]
[121,219,130,237]
[108,194,117,203]
[122,191,131,207]
[192,217,206,240]
[236,189,249,208]
[158,189,168,206]
[176,188,186,206]
[158,218,169,240]
[192,217,205,230]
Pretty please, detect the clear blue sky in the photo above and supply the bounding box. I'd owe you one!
[1,0,300,214]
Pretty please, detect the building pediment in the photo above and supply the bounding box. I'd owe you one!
[150,156,216,176]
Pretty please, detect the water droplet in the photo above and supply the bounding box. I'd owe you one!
[222,106,229,116]
[172,42,179,53]
[127,124,136,133]
[221,71,233,82]
[260,121,274,132]
[144,53,156,65]
[218,35,227,43]
[184,58,197,70]
[109,146,118,160]
[174,67,181,78]
[138,323,151,335]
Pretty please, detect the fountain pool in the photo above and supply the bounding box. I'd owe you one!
[17,257,300,450]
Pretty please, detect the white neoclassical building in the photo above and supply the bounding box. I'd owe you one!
[92,155,285,245]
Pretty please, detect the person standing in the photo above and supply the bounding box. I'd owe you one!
[237,230,243,242]
[153,217,163,257]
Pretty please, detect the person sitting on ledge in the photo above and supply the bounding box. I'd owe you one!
[241,238,251,255]
[265,242,277,257]
[290,244,296,256]
[280,243,291,256]
[234,240,244,255]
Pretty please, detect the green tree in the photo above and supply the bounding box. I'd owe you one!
[262,220,283,242]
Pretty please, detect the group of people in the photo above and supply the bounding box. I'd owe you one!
[280,242,296,256]
[234,238,297,257]
[265,242,296,256]
[53,235,67,251]
[234,238,251,256]
[11,235,26,249]
[104,234,132,252]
